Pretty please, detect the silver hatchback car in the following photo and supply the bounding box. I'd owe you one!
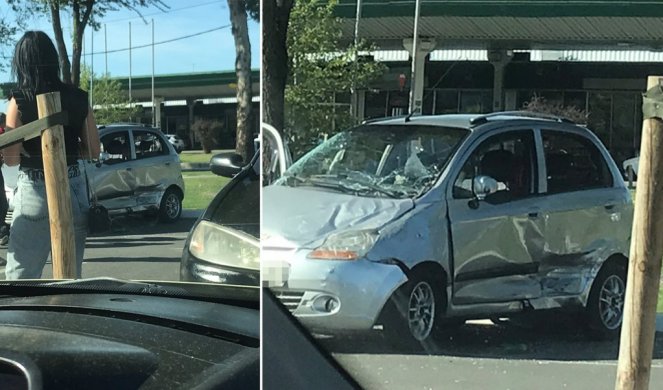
[263,112,633,346]
[3,124,185,224]
[91,124,185,222]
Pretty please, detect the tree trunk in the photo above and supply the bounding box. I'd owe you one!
[262,0,293,133]
[49,2,72,84]
[70,0,94,87]
[227,0,253,163]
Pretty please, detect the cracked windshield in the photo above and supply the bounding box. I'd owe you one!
[262,0,663,389]
[0,2,259,295]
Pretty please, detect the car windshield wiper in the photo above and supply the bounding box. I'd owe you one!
[336,174,408,199]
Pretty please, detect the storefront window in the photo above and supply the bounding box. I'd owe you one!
[365,91,388,119]
[435,90,459,114]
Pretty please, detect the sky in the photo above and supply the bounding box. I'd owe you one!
[0,0,259,111]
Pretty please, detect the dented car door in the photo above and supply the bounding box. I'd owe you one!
[536,129,632,298]
[447,129,544,304]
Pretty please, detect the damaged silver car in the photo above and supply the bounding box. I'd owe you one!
[262,112,633,346]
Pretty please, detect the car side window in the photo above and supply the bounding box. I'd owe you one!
[453,130,537,203]
[134,131,169,160]
[100,131,131,164]
[542,130,613,193]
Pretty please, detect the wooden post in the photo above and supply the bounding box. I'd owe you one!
[615,76,663,389]
[36,92,76,279]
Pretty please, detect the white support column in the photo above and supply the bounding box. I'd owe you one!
[356,90,366,121]
[187,98,196,146]
[488,49,513,112]
[403,38,436,115]
[154,97,164,129]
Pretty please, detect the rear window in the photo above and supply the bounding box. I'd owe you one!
[542,130,613,193]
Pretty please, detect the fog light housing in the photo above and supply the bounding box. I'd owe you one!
[311,295,340,314]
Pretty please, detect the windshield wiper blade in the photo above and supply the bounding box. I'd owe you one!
[6,277,190,296]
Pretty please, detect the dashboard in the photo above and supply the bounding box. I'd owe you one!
[0,293,259,389]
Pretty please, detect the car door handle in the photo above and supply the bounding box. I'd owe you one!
[126,167,132,171]
[605,204,615,210]
[165,162,170,166]
[528,212,539,219]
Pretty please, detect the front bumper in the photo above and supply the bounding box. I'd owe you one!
[180,250,259,286]
[264,251,408,333]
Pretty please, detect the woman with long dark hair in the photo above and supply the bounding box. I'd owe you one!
[2,31,100,279]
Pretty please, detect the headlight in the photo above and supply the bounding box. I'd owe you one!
[189,221,260,271]
[307,230,378,260]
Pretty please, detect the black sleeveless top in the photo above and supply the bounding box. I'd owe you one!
[11,85,88,169]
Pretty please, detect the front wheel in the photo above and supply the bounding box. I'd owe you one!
[585,261,627,340]
[158,188,182,223]
[382,270,445,349]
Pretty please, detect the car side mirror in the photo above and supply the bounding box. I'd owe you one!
[211,152,244,177]
[473,175,498,201]
[97,151,111,167]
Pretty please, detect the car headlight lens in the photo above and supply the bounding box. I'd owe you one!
[189,221,260,271]
[307,230,378,260]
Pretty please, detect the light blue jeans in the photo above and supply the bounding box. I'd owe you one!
[5,164,89,279]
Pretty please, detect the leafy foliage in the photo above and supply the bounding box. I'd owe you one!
[7,0,168,86]
[523,95,588,124]
[285,0,386,158]
[80,65,141,124]
[246,0,259,20]
[0,8,27,74]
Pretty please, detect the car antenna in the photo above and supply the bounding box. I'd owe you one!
[404,110,416,122]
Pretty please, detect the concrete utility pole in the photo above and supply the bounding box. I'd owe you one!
[615,75,663,390]
[104,24,108,75]
[129,22,132,104]
[152,19,156,127]
[408,0,422,115]
[350,0,362,118]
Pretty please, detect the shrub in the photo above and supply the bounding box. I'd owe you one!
[191,119,222,153]
[523,95,588,124]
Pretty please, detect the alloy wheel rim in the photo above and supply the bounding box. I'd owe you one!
[598,274,625,330]
[165,194,180,219]
[407,281,435,341]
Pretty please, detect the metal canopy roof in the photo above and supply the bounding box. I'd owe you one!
[114,70,260,101]
[335,1,663,50]
[1,70,260,102]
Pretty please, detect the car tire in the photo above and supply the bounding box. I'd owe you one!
[382,269,445,350]
[158,188,182,223]
[585,260,627,340]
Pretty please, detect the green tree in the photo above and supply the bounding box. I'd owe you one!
[284,0,386,157]
[80,65,141,124]
[0,8,27,73]
[8,0,168,87]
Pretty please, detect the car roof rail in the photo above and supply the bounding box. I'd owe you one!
[106,122,149,127]
[469,111,576,126]
[361,114,409,125]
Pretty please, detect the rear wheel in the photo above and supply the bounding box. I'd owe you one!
[585,261,627,340]
[158,188,182,223]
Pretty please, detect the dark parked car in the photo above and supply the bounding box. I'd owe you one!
[180,150,260,285]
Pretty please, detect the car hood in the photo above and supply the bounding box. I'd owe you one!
[262,185,414,249]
